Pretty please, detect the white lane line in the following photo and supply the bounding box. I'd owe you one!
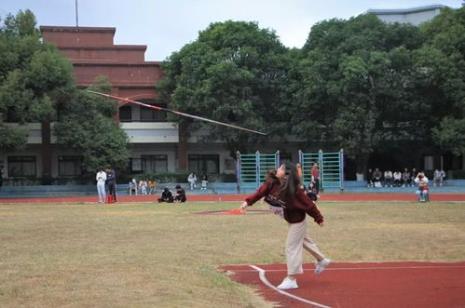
[249,265,331,308]
[231,265,465,273]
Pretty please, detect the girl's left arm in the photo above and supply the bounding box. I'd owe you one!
[296,188,324,224]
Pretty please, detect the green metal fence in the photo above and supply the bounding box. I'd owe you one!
[299,149,344,191]
[237,150,343,191]
[236,151,280,191]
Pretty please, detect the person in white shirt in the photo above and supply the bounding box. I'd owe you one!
[139,180,148,195]
[96,168,107,203]
[187,172,197,190]
[414,172,429,202]
[433,169,441,187]
[393,171,402,187]
[384,170,393,187]
[439,169,446,186]
[434,169,446,187]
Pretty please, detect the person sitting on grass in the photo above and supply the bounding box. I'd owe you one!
[414,172,429,202]
[174,184,187,203]
[158,187,174,203]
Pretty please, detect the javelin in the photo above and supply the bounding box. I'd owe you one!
[86,90,267,136]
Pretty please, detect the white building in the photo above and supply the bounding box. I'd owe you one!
[367,4,447,26]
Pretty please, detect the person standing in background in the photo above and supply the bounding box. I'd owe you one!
[187,172,196,190]
[96,168,107,203]
[106,167,117,203]
[311,163,320,196]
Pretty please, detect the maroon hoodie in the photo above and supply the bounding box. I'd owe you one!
[245,179,324,224]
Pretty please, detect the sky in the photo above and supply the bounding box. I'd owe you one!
[1,0,462,61]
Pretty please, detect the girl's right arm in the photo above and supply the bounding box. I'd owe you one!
[241,182,272,209]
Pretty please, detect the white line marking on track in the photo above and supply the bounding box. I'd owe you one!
[231,265,465,273]
[249,265,332,308]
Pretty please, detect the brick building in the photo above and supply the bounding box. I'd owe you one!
[1,26,243,183]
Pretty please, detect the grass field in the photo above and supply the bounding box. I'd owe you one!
[1,201,464,307]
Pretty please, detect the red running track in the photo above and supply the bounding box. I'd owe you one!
[2,193,465,203]
[221,262,465,308]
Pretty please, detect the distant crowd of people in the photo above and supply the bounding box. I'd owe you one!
[127,178,187,204]
[100,171,211,204]
[366,168,447,202]
[128,178,157,196]
[366,168,446,188]
[187,172,209,191]
[125,171,208,201]
[96,164,446,204]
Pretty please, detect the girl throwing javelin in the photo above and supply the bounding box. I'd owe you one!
[239,162,330,290]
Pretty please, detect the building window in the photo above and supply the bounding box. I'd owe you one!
[141,155,168,173]
[188,154,219,175]
[129,158,143,173]
[7,156,36,177]
[58,156,82,176]
[140,102,167,122]
[119,106,132,122]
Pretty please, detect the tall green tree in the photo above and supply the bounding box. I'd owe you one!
[0,10,74,152]
[293,14,425,172]
[158,21,291,158]
[54,77,129,172]
[421,7,465,153]
[1,10,129,178]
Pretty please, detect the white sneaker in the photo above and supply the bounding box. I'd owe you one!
[277,277,298,290]
[315,258,331,275]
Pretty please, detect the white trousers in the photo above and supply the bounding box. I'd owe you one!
[97,182,106,202]
[286,216,326,275]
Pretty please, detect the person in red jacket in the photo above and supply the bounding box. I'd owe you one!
[240,162,330,290]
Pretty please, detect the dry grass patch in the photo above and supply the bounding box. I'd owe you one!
[0,201,464,307]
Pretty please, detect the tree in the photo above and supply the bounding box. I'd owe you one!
[158,21,291,159]
[0,10,74,152]
[293,14,425,172]
[1,10,129,179]
[420,7,465,153]
[432,118,465,155]
[54,77,129,173]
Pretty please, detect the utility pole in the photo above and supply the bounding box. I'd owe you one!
[75,0,79,27]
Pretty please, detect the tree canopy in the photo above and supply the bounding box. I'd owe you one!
[54,77,129,172]
[1,10,129,174]
[0,10,73,152]
[159,9,465,171]
[158,21,292,157]
[4,7,465,176]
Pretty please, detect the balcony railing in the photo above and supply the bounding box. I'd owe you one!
[120,122,179,143]
[4,122,179,144]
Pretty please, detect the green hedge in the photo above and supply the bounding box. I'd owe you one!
[128,172,190,183]
[448,170,465,179]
